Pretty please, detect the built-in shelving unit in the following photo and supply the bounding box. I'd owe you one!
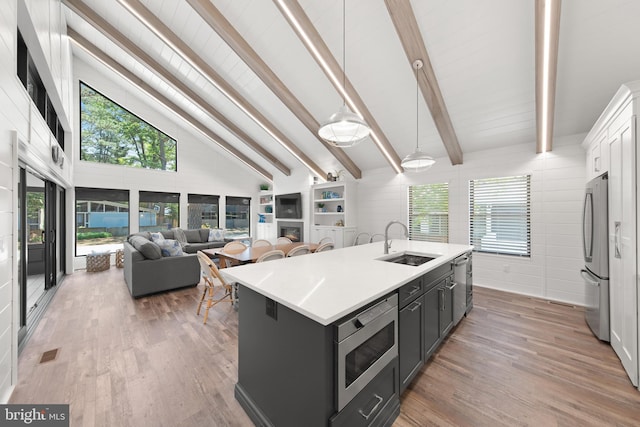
[310,181,357,248]
[256,191,275,241]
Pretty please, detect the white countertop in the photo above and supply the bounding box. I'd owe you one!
[220,240,473,326]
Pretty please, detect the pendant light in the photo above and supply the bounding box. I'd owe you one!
[318,0,371,147]
[401,60,435,172]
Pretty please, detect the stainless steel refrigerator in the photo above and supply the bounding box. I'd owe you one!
[581,173,609,342]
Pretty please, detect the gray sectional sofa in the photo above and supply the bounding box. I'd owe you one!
[123,228,228,298]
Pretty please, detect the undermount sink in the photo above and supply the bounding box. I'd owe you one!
[378,252,438,266]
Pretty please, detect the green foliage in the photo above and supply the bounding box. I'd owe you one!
[80,83,177,171]
[77,231,113,240]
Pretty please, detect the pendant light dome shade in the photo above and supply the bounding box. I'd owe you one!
[401,147,435,172]
[318,104,371,147]
[402,59,435,173]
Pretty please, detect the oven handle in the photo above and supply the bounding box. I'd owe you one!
[358,394,383,420]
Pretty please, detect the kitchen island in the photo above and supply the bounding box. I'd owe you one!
[221,240,472,427]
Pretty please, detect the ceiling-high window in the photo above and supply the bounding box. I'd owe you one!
[408,183,449,243]
[80,82,177,171]
[469,175,531,257]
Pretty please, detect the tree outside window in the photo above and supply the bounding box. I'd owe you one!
[80,82,177,171]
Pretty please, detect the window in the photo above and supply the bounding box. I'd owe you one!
[75,187,129,256]
[188,194,219,229]
[139,191,179,232]
[469,175,531,257]
[408,183,449,243]
[80,82,177,171]
[225,196,250,238]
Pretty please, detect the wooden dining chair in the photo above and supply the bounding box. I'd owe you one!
[252,239,272,248]
[353,232,371,246]
[276,236,293,245]
[256,249,285,263]
[318,236,334,245]
[221,241,248,268]
[315,242,334,253]
[287,244,310,257]
[196,251,234,324]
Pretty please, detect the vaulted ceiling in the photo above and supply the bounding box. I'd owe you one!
[62,0,640,181]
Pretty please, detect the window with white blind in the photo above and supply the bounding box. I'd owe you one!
[408,183,449,243]
[469,175,531,257]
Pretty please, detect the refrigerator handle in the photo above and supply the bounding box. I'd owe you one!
[615,221,621,259]
[580,269,600,287]
[582,191,593,262]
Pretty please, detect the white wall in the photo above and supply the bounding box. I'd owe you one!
[0,0,73,404]
[72,58,264,268]
[356,135,587,306]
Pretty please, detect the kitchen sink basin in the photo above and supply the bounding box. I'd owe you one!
[378,252,437,266]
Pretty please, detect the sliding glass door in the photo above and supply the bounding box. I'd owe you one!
[18,167,65,347]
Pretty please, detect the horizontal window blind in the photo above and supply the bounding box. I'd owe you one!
[139,191,179,203]
[469,175,531,257]
[76,187,129,202]
[408,183,449,243]
[188,194,219,204]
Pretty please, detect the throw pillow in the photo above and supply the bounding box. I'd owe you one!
[208,228,225,242]
[172,228,188,246]
[150,232,165,243]
[157,239,184,257]
[128,235,162,260]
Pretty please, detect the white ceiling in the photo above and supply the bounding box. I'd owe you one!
[63,0,640,180]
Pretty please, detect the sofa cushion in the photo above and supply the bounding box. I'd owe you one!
[128,231,151,240]
[160,230,175,240]
[150,232,165,243]
[184,229,203,243]
[157,239,184,257]
[208,228,225,242]
[199,228,210,242]
[128,235,162,260]
[173,228,187,245]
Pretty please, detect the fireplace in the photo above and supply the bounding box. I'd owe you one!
[278,221,303,242]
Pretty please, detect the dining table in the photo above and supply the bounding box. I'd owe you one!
[202,242,319,267]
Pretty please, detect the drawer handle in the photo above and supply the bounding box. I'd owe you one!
[409,301,422,312]
[358,394,384,420]
[406,285,421,297]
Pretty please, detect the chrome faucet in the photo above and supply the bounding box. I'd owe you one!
[384,220,408,254]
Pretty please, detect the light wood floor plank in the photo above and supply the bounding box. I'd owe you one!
[10,269,640,426]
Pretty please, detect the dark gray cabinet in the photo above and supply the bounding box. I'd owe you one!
[398,262,456,393]
[423,283,441,359]
[399,295,424,390]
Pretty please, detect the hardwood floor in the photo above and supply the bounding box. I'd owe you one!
[10,269,640,426]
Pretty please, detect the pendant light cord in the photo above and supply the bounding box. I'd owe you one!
[342,0,346,106]
[415,61,419,150]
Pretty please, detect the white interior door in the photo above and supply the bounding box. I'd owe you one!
[608,117,638,387]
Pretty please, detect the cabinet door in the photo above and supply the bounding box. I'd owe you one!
[608,117,638,386]
[423,284,441,359]
[439,278,454,337]
[399,296,424,391]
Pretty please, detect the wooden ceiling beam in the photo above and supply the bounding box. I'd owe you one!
[115,0,328,180]
[186,0,362,180]
[385,0,463,166]
[63,0,292,177]
[63,0,289,177]
[67,28,273,181]
[273,0,404,174]
[535,0,562,153]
